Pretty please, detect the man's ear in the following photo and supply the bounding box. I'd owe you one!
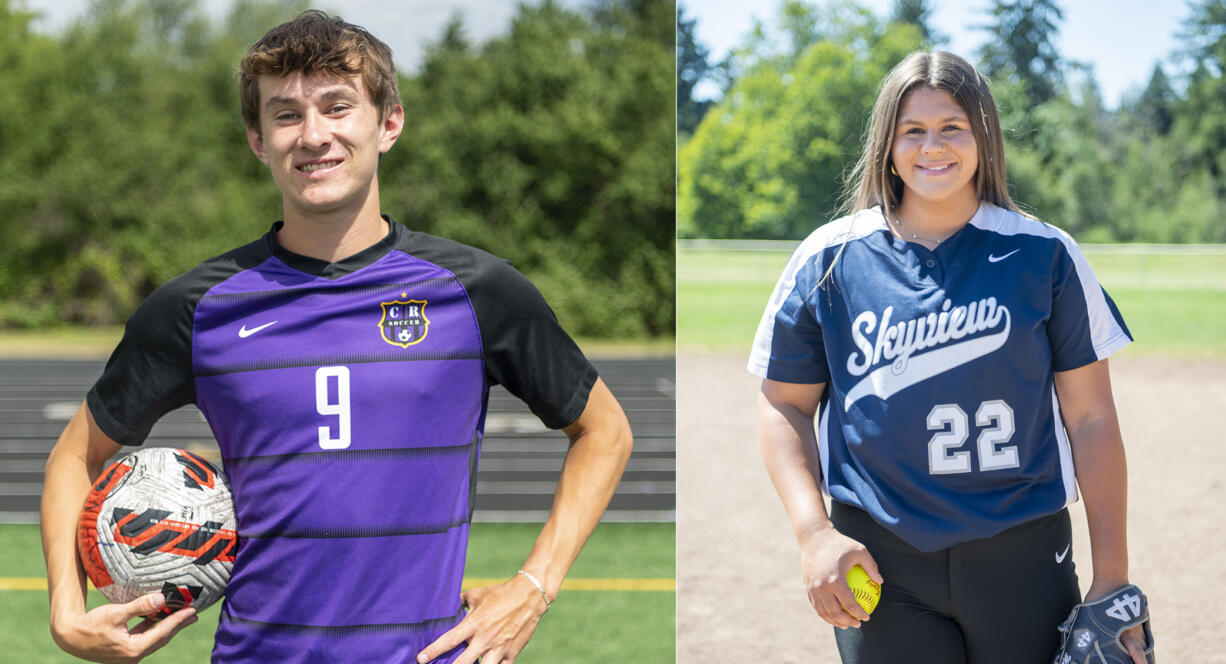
[246,125,269,164]
[379,104,405,154]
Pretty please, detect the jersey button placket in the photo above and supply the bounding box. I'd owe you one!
[918,251,944,282]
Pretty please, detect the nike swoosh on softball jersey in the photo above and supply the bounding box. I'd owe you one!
[749,203,1131,552]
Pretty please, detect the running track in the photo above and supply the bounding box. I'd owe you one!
[0,358,675,524]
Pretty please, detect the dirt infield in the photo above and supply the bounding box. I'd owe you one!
[678,352,1225,663]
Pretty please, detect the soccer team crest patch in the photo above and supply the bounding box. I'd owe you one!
[379,296,429,348]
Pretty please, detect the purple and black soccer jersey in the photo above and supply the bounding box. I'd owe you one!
[749,203,1131,552]
[87,218,597,663]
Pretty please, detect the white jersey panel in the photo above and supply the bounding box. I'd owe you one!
[1051,385,1079,504]
[748,210,885,379]
[817,400,831,494]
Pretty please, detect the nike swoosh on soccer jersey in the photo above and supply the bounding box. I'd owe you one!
[1055,543,1071,563]
[988,249,1020,263]
[238,321,278,338]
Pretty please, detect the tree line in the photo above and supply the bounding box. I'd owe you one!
[678,0,1226,243]
[0,0,674,337]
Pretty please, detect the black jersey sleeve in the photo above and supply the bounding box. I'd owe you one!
[396,227,599,430]
[86,276,198,446]
[469,259,599,429]
[86,238,270,445]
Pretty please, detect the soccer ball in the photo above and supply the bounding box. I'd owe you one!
[77,447,237,618]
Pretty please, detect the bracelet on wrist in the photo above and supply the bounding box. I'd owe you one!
[517,569,551,612]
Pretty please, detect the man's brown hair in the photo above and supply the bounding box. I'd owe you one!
[239,10,400,133]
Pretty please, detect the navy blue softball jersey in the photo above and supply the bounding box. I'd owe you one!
[87,218,597,663]
[749,203,1131,552]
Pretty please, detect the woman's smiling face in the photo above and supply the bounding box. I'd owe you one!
[890,86,979,210]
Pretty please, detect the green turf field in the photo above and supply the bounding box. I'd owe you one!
[0,522,674,663]
[678,245,1226,356]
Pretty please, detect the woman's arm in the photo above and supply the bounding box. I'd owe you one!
[1054,358,1148,664]
[758,378,881,629]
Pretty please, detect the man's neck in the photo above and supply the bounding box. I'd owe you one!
[276,189,388,263]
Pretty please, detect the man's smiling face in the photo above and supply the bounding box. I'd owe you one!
[246,71,402,221]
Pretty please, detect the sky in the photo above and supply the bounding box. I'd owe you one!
[683,0,1197,109]
[17,0,585,74]
[17,0,1196,108]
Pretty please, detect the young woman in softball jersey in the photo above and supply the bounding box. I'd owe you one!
[750,51,1149,663]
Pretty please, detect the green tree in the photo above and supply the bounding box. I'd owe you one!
[714,0,875,89]
[678,3,713,136]
[0,0,674,335]
[780,0,822,58]
[997,71,1118,239]
[1132,65,1175,136]
[978,0,1065,105]
[679,3,922,239]
[1183,0,1226,73]
[0,0,306,326]
[1173,0,1226,185]
[383,0,675,336]
[890,0,945,46]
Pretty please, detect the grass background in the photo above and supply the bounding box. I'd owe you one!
[0,522,674,663]
[678,245,1226,355]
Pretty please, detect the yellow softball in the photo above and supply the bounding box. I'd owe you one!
[846,564,882,615]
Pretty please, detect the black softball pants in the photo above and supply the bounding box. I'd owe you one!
[830,502,1082,664]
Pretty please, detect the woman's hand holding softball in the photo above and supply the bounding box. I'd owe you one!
[799,526,883,629]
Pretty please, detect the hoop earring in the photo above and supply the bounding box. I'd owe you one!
[889,164,898,176]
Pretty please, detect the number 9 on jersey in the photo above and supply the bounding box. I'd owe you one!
[315,366,351,449]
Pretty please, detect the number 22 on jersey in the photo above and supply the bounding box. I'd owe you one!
[927,400,1018,475]
[315,366,351,449]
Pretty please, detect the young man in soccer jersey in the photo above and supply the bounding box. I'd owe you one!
[41,11,633,664]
